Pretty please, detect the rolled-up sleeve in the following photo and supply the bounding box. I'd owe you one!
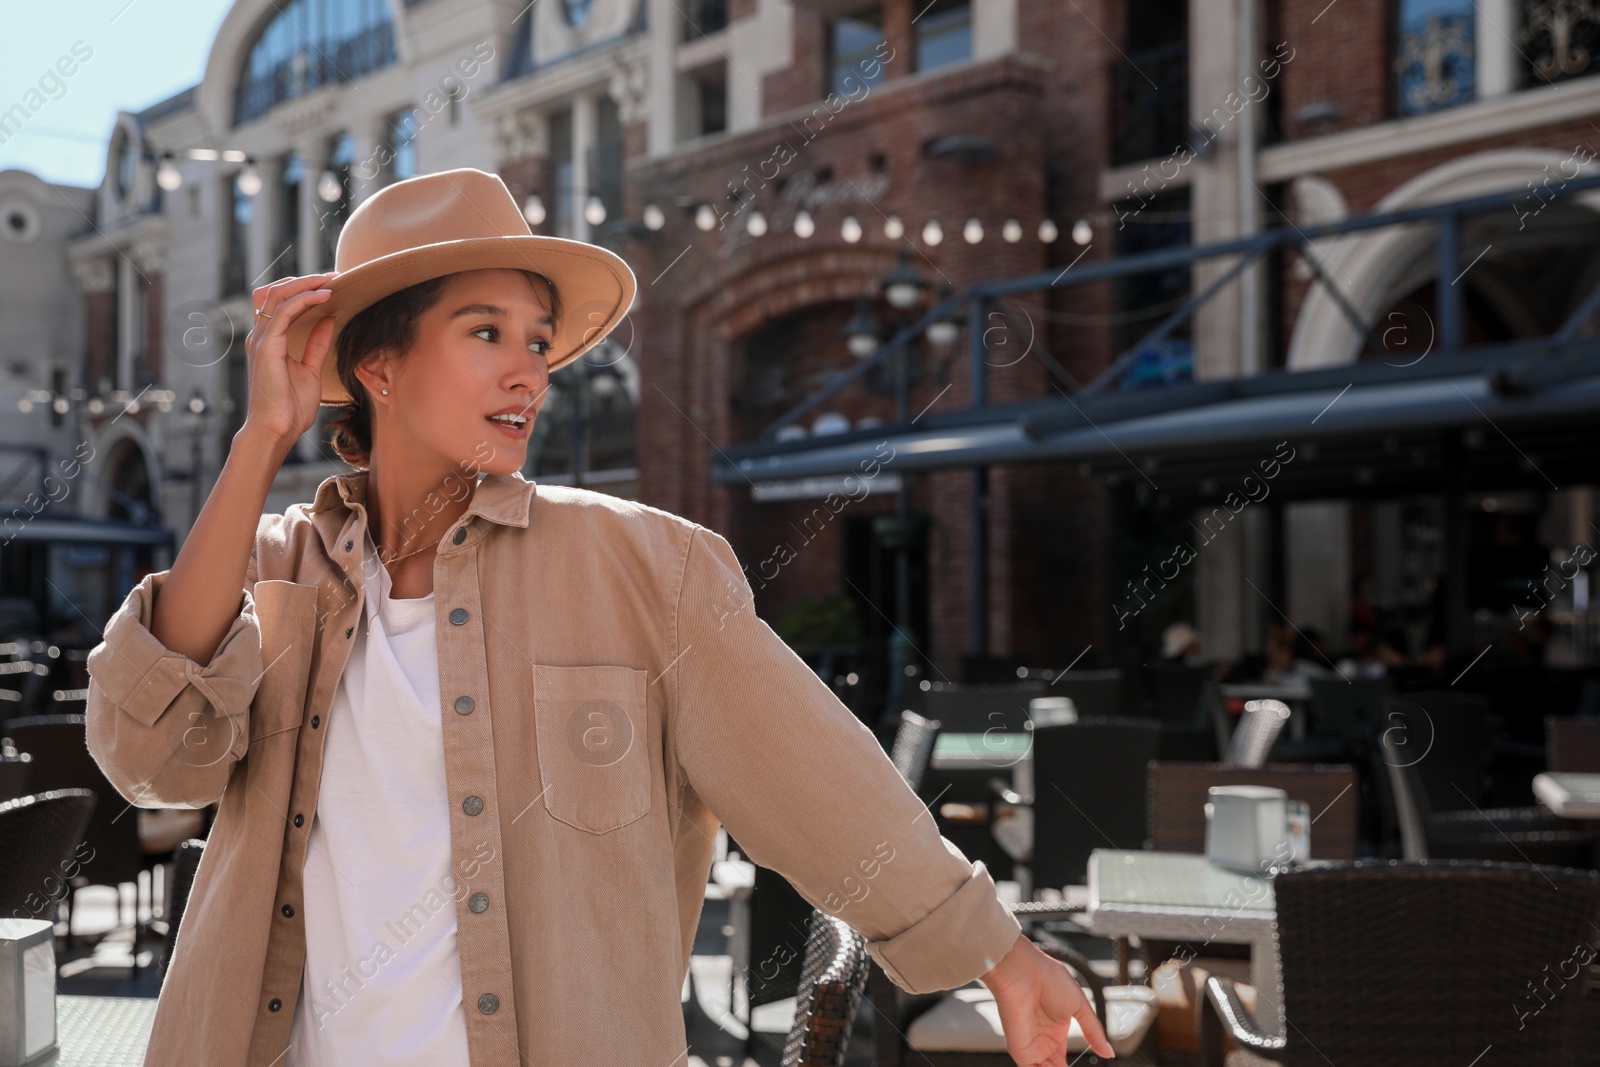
[670,525,1022,994]
[84,540,266,810]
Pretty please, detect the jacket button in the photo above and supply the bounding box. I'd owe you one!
[345,626,354,638]
[268,998,283,1012]
[477,993,499,1014]
[462,795,484,816]
[449,608,469,625]
[453,528,467,545]
[454,695,475,715]
[468,892,489,913]
[281,904,295,918]
[344,540,353,552]
[311,715,321,729]
[293,813,304,828]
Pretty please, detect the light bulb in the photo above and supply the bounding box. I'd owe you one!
[1039,219,1060,243]
[1002,218,1022,243]
[642,202,665,230]
[236,165,263,197]
[922,219,943,246]
[794,210,814,238]
[523,194,546,226]
[883,214,904,239]
[317,170,342,203]
[963,217,984,244]
[695,203,717,231]
[841,215,862,243]
[584,195,607,226]
[746,210,767,237]
[156,158,182,192]
[1072,218,1093,245]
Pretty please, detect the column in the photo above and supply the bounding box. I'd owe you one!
[297,136,323,274]
[1476,0,1519,98]
[572,92,596,243]
[647,0,678,155]
[117,255,140,391]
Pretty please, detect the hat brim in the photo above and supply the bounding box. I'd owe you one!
[283,235,637,405]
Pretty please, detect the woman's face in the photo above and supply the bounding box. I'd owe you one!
[367,268,554,479]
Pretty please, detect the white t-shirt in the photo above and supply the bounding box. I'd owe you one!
[286,530,471,1067]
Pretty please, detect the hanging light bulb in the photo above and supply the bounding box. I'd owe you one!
[695,203,717,231]
[317,169,342,203]
[642,202,665,230]
[16,398,31,413]
[584,194,607,226]
[1038,219,1060,243]
[236,162,263,197]
[841,215,862,243]
[793,210,815,238]
[746,210,768,237]
[1072,218,1093,245]
[883,214,904,240]
[1002,218,1022,243]
[155,154,182,192]
[523,193,546,226]
[963,217,984,244]
[922,218,943,246]
[51,397,69,415]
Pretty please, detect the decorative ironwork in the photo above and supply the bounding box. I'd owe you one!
[1523,0,1600,84]
[234,9,396,126]
[1393,5,1475,115]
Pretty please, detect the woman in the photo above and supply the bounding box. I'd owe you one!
[85,169,1112,1067]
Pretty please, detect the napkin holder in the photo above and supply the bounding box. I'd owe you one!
[0,918,56,1067]
[1205,785,1290,874]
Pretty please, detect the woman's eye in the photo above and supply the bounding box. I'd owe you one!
[472,326,498,342]
[528,339,552,356]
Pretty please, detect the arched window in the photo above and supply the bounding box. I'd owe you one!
[234,0,396,126]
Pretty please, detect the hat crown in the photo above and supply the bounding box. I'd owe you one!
[334,168,532,273]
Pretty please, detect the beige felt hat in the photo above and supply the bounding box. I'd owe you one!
[284,167,637,405]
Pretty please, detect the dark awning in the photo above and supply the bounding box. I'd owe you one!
[714,348,1600,501]
[0,515,175,546]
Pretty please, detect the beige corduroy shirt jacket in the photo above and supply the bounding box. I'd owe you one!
[84,468,1023,1067]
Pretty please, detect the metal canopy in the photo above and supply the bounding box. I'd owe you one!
[0,516,175,546]
[715,348,1600,502]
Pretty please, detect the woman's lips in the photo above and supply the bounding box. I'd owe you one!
[486,416,529,439]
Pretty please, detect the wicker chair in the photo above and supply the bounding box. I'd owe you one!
[0,788,97,921]
[4,714,156,964]
[158,838,205,984]
[1379,730,1596,866]
[1226,701,1292,767]
[1047,669,1126,720]
[1307,676,1391,739]
[1547,715,1600,773]
[887,709,940,793]
[779,912,873,1067]
[1200,860,1600,1066]
[915,682,1044,734]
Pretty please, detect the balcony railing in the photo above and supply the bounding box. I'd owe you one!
[1109,42,1189,167]
[234,21,397,125]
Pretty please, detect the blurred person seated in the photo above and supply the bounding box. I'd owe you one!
[1335,624,1409,680]
[1160,620,1201,663]
[1263,622,1334,684]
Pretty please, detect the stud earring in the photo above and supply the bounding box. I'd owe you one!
[381,388,389,395]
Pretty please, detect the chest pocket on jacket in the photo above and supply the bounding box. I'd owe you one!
[249,580,321,741]
[532,663,651,833]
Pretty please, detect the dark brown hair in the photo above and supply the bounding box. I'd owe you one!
[326,270,562,468]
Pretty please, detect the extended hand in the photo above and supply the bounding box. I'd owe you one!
[978,933,1116,1065]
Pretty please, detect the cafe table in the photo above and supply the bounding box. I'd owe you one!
[1085,849,1341,1039]
[50,994,157,1065]
[928,731,1032,772]
[1532,771,1600,818]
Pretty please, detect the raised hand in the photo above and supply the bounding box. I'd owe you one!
[243,272,338,444]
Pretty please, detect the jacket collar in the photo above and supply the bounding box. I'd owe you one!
[309,468,536,528]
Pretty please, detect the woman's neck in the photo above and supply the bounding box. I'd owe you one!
[363,458,477,598]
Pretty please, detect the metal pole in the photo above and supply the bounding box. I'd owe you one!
[969,295,988,409]
[1438,211,1462,357]
[971,465,989,657]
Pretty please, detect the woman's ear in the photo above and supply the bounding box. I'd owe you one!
[352,350,395,403]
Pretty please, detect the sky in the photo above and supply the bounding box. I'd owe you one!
[0,1,235,188]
